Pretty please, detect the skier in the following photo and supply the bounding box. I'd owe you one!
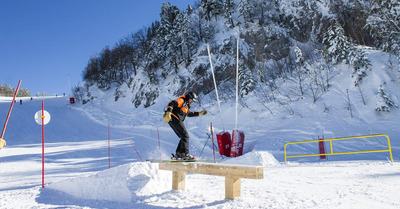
[163,92,207,160]
[0,138,5,149]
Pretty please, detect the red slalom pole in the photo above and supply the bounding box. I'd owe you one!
[108,124,111,168]
[1,79,21,139]
[127,137,143,162]
[210,122,216,162]
[41,101,45,188]
[319,135,326,160]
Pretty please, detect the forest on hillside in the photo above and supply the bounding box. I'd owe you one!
[74,0,399,110]
[0,83,31,97]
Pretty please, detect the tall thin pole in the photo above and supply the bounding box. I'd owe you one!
[210,122,216,162]
[41,101,45,188]
[235,38,239,130]
[68,74,72,94]
[1,79,21,139]
[157,127,161,159]
[207,44,225,131]
[108,124,111,168]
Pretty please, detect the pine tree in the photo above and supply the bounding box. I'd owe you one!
[366,0,400,69]
[180,6,198,66]
[239,63,256,96]
[348,48,371,86]
[223,0,236,28]
[322,21,351,64]
[376,84,398,112]
[238,0,254,24]
[159,2,181,71]
[323,20,371,85]
[145,22,165,72]
[278,0,315,42]
[200,0,224,21]
[292,46,308,98]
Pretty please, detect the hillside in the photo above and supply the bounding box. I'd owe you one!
[1,48,400,208]
[75,49,400,162]
[0,49,399,208]
[75,0,400,113]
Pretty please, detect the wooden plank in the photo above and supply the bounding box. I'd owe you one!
[159,162,264,179]
[172,171,185,190]
[225,177,241,200]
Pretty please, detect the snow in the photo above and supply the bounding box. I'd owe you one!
[1,50,400,208]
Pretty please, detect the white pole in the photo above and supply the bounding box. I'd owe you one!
[207,43,225,131]
[68,74,72,95]
[235,38,239,130]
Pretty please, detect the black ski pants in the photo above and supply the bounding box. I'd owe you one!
[168,119,189,155]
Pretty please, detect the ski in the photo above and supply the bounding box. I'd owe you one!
[146,158,222,163]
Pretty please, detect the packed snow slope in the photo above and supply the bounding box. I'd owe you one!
[0,50,399,208]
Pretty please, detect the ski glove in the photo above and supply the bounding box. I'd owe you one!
[0,138,6,149]
[163,112,172,123]
[199,110,207,116]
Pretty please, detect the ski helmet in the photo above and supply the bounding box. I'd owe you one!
[186,92,197,102]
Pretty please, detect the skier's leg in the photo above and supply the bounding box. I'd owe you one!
[169,121,189,156]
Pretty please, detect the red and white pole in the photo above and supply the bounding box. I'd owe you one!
[34,101,50,188]
[41,101,45,188]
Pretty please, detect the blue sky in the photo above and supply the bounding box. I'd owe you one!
[0,0,197,96]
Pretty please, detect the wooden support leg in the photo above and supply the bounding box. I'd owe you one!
[172,171,186,190]
[225,177,241,199]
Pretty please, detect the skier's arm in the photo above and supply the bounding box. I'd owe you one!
[165,100,178,112]
[164,100,178,123]
[188,110,207,117]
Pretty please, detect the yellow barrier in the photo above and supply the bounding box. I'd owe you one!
[284,134,394,163]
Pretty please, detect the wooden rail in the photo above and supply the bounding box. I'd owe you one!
[159,162,264,199]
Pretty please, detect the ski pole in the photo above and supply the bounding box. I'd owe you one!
[199,133,211,158]
[210,122,216,162]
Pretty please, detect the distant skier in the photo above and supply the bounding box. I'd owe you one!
[163,92,207,160]
[20,99,22,105]
[0,138,5,149]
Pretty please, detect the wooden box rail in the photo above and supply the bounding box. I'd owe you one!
[159,162,264,199]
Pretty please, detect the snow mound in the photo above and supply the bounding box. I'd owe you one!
[222,151,279,166]
[47,162,170,203]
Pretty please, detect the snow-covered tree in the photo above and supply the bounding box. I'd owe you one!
[223,0,236,28]
[200,0,224,21]
[179,6,198,66]
[322,21,352,64]
[160,2,181,70]
[238,0,254,24]
[323,20,371,85]
[376,84,398,112]
[366,0,400,69]
[292,46,307,98]
[348,48,371,86]
[278,0,316,42]
[239,64,256,96]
